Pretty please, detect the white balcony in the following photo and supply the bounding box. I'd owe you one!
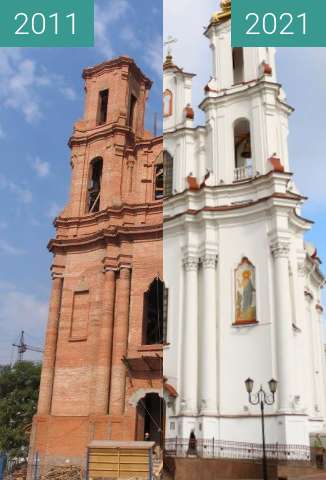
[234,165,253,182]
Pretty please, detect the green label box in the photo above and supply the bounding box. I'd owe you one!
[0,0,94,47]
[232,0,326,47]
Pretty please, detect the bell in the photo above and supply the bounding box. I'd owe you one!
[241,138,252,158]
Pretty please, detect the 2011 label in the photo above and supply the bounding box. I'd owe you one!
[246,12,306,36]
[15,12,75,36]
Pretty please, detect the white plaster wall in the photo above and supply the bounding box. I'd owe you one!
[163,14,326,449]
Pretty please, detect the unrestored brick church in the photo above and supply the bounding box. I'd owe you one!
[29,57,163,470]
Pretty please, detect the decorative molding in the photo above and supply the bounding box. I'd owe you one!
[297,261,306,277]
[183,255,200,272]
[202,254,218,269]
[270,240,290,259]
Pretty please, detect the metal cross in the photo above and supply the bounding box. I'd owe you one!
[164,35,178,56]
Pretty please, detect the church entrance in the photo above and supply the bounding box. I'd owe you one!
[136,393,165,447]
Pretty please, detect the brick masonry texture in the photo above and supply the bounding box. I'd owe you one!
[28,57,163,476]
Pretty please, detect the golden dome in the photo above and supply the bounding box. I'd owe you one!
[221,0,231,11]
[211,0,231,24]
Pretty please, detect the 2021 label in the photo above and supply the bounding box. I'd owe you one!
[245,12,306,36]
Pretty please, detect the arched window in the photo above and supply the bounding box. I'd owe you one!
[233,119,252,181]
[163,151,173,197]
[87,157,103,213]
[97,89,109,125]
[154,154,164,199]
[128,94,137,128]
[163,90,173,117]
[232,47,244,84]
[143,277,168,345]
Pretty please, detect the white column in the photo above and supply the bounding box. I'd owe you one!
[316,305,326,417]
[200,254,218,415]
[181,255,199,415]
[271,240,294,412]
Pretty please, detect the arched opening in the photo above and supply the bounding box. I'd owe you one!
[87,157,103,213]
[154,162,164,200]
[163,151,173,197]
[97,89,109,125]
[232,47,244,84]
[233,119,253,181]
[143,277,167,345]
[128,94,137,128]
[163,89,173,117]
[136,393,165,446]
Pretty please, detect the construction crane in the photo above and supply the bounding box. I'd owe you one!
[12,331,43,362]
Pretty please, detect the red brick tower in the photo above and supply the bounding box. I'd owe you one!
[29,57,163,471]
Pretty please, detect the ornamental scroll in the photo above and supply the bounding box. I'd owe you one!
[234,257,257,324]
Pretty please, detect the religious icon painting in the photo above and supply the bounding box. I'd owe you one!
[234,257,257,324]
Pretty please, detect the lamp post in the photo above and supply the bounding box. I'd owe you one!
[245,378,278,480]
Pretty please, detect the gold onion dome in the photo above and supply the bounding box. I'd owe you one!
[211,0,231,24]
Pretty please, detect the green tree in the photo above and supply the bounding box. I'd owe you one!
[0,361,41,458]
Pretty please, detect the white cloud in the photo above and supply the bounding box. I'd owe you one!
[0,125,6,139]
[59,86,77,101]
[0,174,33,204]
[120,26,141,48]
[164,0,213,120]
[0,48,76,123]
[47,202,63,219]
[94,0,131,57]
[32,157,50,178]
[145,34,163,77]
[0,285,47,364]
[0,240,25,256]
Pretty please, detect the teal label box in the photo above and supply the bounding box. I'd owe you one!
[232,0,326,47]
[0,0,94,47]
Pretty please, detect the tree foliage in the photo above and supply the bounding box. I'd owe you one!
[0,362,41,458]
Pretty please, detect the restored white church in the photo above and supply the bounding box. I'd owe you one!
[163,0,326,449]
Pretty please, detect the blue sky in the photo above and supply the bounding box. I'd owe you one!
[0,0,162,364]
[0,0,325,364]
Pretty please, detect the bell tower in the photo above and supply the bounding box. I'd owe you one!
[202,1,291,186]
[65,57,153,219]
[164,0,326,450]
[28,57,163,475]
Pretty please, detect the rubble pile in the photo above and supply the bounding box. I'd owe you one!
[41,465,82,480]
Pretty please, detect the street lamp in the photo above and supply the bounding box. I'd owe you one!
[245,378,278,480]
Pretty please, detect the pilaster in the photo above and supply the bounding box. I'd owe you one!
[180,254,199,415]
[109,266,132,416]
[270,239,294,413]
[199,254,218,415]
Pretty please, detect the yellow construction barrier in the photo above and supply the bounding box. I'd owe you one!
[87,441,155,480]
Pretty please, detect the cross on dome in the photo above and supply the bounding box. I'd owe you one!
[163,36,178,69]
[164,35,178,57]
[211,0,232,24]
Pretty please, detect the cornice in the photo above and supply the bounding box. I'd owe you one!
[199,80,293,115]
[82,56,153,89]
[48,223,163,253]
[55,202,163,229]
[164,125,205,138]
[165,170,300,206]
[306,255,325,286]
[164,192,305,227]
[69,122,162,149]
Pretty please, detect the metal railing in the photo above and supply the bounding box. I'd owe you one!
[165,438,311,462]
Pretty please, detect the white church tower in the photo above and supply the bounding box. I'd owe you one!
[163,0,326,448]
